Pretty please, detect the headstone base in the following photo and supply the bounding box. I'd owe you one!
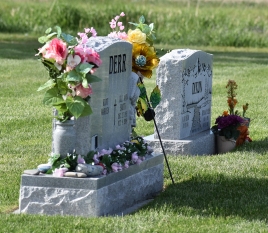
[19,153,163,217]
[144,130,215,155]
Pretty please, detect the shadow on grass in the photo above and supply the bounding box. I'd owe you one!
[0,40,40,60]
[156,48,268,65]
[147,173,268,222]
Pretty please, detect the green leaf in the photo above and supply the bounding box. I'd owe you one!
[38,32,57,43]
[139,15,145,24]
[128,22,139,27]
[142,25,151,34]
[61,32,77,46]
[45,27,52,34]
[55,25,62,38]
[37,79,55,91]
[76,63,94,75]
[82,78,88,88]
[66,70,81,82]
[66,96,93,119]
[85,73,102,83]
[43,87,64,106]
[137,97,148,116]
[79,101,93,117]
[137,83,147,100]
[150,85,161,108]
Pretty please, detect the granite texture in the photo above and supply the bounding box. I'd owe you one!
[144,130,215,156]
[19,153,164,217]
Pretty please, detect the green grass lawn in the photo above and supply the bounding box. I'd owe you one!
[1,37,268,232]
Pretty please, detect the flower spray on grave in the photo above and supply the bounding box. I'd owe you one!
[36,26,102,122]
[108,13,174,184]
[108,13,161,123]
[211,79,252,152]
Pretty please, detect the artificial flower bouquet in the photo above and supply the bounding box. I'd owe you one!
[108,13,161,121]
[36,26,102,122]
[211,80,252,147]
[47,136,153,177]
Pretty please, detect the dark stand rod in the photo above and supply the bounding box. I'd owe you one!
[139,77,175,185]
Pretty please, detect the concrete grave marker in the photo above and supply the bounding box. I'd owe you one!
[145,49,215,155]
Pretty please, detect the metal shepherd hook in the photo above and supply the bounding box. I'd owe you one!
[138,76,175,185]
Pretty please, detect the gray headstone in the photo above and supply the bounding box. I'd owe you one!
[52,37,133,155]
[85,37,132,151]
[155,49,213,140]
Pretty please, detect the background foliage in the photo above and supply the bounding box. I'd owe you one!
[1,0,268,47]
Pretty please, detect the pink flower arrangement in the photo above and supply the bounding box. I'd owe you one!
[36,26,102,122]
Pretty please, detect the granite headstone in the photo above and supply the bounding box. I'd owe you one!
[145,49,215,155]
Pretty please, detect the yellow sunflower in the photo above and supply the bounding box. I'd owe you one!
[132,42,159,78]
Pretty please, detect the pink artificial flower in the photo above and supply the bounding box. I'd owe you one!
[93,153,100,164]
[89,27,97,37]
[120,26,125,31]
[66,54,81,71]
[109,19,116,29]
[117,22,123,27]
[131,152,139,163]
[77,154,85,164]
[74,44,87,63]
[53,167,68,177]
[124,160,129,169]
[43,38,68,65]
[85,48,102,67]
[77,32,88,44]
[120,12,125,17]
[75,83,93,98]
[114,15,120,21]
[99,148,113,156]
[112,162,119,172]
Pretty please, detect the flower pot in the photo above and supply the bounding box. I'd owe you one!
[216,135,236,154]
[53,120,75,157]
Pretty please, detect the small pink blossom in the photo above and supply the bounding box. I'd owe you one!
[99,148,113,156]
[124,160,129,169]
[112,162,119,172]
[75,83,93,98]
[114,15,120,21]
[85,47,102,67]
[131,152,139,163]
[117,22,123,27]
[93,153,100,164]
[43,38,68,65]
[77,154,85,164]
[120,12,125,17]
[53,168,68,177]
[119,26,125,31]
[77,32,88,44]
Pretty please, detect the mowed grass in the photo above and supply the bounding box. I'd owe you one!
[1,38,268,232]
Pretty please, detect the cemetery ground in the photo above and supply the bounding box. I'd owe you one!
[1,38,268,232]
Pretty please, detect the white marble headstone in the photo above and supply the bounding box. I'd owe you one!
[155,49,213,140]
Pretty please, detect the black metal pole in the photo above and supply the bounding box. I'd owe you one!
[139,77,175,184]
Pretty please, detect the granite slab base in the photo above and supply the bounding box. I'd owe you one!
[144,130,215,156]
[19,153,163,217]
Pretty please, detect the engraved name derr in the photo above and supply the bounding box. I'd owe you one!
[109,54,126,74]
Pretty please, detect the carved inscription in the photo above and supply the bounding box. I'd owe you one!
[109,54,126,74]
[202,108,210,128]
[192,81,202,94]
[101,98,109,115]
[117,94,128,126]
